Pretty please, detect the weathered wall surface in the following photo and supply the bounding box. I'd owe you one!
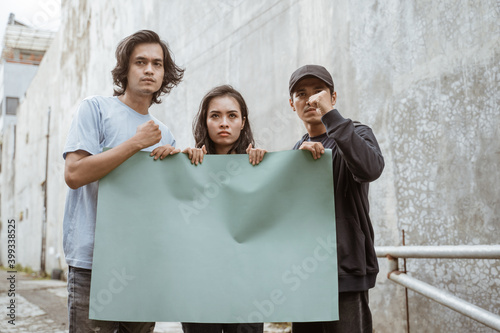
[356,2,500,332]
[1,0,498,331]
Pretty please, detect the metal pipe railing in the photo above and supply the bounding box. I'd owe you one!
[375,245,500,332]
[376,245,500,259]
[388,272,500,331]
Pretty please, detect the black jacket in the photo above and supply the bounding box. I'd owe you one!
[293,109,384,292]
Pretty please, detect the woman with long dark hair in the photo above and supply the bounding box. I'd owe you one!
[181,85,265,333]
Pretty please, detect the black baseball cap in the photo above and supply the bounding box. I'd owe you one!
[289,64,334,96]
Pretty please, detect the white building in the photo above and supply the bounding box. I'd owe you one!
[0,14,54,271]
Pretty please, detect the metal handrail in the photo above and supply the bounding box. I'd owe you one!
[376,245,500,259]
[375,245,500,331]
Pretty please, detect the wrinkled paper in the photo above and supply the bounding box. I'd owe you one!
[90,150,338,323]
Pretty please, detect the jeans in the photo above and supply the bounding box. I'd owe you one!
[67,266,155,333]
[182,323,264,333]
[292,291,372,333]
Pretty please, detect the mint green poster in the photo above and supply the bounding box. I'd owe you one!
[90,150,338,323]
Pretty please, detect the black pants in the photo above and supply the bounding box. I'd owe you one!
[182,323,263,333]
[67,266,155,333]
[292,291,372,333]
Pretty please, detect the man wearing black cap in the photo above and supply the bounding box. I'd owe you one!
[289,65,384,332]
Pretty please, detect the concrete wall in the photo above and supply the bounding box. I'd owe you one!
[1,0,499,331]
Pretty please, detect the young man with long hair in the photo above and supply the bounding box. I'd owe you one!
[63,30,184,332]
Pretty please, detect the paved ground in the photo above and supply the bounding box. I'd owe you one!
[0,269,291,332]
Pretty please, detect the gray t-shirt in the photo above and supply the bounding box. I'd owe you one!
[62,95,176,269]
